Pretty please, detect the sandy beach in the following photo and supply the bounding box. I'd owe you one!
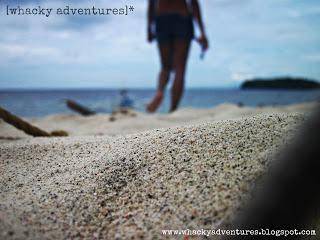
[0,102,317,140]
[0,102,317,239]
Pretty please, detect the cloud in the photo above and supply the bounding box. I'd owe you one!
[0,0,148,65]
[231,72,253,82]
[0,0,319,88]
[303,54,320,62]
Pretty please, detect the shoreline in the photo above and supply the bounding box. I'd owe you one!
[0,102,317,142]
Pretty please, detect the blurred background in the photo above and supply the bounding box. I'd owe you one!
[0,0,320,116]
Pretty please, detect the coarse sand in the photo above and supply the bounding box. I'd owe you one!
[0,112,307,239]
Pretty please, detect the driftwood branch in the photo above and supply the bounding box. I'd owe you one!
[0,106,68,137]
[65,99,96,116]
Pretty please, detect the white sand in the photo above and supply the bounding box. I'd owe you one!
[0,103,317,239]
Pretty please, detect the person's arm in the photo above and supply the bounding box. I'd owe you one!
[147,0,156,42]
[191,0,208,50]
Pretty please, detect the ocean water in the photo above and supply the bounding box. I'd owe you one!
[0,89,319,117]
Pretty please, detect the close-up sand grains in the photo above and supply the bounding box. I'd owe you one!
[0,113,304,239]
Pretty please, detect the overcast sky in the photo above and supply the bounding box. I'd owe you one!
[0,0,320,89]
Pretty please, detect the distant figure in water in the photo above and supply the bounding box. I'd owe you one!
[146,0,209,112]
[119,89,134,108]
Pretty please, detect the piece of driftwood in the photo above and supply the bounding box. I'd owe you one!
[64,99,136,121]
[65,99,96,116]
[0,106,68,137]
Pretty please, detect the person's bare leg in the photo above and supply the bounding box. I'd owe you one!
[170,40,191,112]
[147,42,173,112]
[146,71,168,112]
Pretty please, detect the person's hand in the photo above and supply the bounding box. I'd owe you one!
[197,35,209,51]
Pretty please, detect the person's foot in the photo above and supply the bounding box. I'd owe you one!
[169,107,177,113]
[146,91,164,113]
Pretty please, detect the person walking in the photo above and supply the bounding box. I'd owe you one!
[146,0,209,112]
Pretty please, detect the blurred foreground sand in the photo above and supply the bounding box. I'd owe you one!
[0,102,318,239]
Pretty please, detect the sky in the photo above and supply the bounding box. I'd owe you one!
[0,0,320,89]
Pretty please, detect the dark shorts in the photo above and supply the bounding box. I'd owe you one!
[155,14,194,43]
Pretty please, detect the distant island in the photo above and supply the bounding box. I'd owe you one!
[241,77,320,90]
